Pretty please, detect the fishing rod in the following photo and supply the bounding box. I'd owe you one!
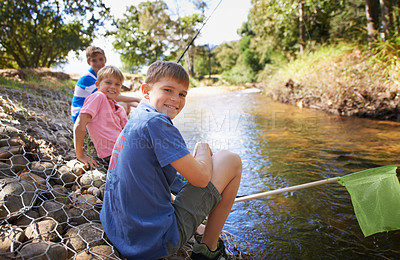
[176,0,223,63]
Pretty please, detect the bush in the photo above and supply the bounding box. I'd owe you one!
[221,65,255,85]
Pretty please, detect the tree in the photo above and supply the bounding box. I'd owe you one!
[248,0,366,54]
[0,0,109,69]
[176,14,204,77]
[380,0,394,39]
[366,0,380,44]
[213,42,239,73]
[112,0,204,73]
[112,2,174,72]
[299,0,305,54]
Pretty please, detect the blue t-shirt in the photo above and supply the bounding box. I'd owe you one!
[71,68,98,124]
[100,101,190,259]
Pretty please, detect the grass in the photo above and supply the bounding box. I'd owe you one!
[262,41,400,120]
[267,43,356,93]
[0,73,76,98]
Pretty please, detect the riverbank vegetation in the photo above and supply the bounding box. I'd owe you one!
[1,0,400,121]
[264,42,400,121]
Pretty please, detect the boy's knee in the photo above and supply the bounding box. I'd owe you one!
[215,150,242,172]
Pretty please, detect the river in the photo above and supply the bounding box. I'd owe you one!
[174,87,400,259]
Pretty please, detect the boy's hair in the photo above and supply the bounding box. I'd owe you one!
[97,65,125,84]
[145,61,189,86]
[86,46,105,59]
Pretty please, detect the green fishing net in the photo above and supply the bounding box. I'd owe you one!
[338,165,400,237]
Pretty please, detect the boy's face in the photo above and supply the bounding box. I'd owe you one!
[95,76,122,100]
[87,54,106,74]
[142,77,188,119]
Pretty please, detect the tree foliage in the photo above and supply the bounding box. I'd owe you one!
[112,2,173,72]
[112,0,205,73]
[0,0,109,69]
[247,0,366,54]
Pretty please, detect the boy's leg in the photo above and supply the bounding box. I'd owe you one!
[201,150,242,250]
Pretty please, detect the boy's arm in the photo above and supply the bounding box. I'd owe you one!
[171,142,212,188]
[73,113,98,168]
[115,94,141,103]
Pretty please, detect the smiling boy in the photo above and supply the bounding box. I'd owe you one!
[71,46,140,124]
[73,65,128,168]
[100,61,242,259]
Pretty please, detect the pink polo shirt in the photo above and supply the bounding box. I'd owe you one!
[80,91,128,158]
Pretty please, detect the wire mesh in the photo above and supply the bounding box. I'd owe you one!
[0,86,251,259]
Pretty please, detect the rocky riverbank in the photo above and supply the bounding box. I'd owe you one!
[264,46,400,122]
[0,85,249,259]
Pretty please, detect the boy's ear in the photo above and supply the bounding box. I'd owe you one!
[141,83,150,100]
[95,81,100,87]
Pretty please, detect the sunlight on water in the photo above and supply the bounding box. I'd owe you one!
[174,87,400,258]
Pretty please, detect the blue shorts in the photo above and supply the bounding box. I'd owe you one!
[167,181,222,255]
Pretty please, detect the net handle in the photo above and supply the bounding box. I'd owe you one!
[234,177,339,203]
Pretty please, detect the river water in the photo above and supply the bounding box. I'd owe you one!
[174,87,400,259]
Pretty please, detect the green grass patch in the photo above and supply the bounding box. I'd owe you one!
[0,73,75,98]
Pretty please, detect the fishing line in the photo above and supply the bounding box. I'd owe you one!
[176,0,223,63]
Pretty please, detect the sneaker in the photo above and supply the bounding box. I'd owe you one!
[191,235,228,260]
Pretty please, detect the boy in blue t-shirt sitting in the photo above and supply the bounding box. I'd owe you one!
[100,61,242,259]
[71,46,141,124]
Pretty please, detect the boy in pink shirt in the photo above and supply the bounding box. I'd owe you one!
[74,65,128,168]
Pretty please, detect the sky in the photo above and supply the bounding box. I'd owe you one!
[59,0,252,74]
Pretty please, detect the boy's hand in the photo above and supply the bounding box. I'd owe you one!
[193,142,213,158]
[77,154,99,169]
[171,142,213,188]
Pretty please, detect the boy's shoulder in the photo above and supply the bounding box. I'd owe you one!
[129,102,174,131]
[76,68,97,89]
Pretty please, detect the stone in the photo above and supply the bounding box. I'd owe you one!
[18,171,47,191]
[52,165,78,187]
[67,194,101,225]
[38,201,68,225]
[19,241,67,260]
[0,137,24,147]
[24,218,62,242]
[0,178,36,220]
[12,209,40,227]
[0,161,15,179]
[87,186,102,199]
[65,223,105,255]
[0,225,26,253]
[79,169,106,188]
[75,245,120,260]
[49,185,70,204]
[66,159,86,176]
[1,125,20,137]
[0,146,23,159]
[10,154,29,172]
[29,161,54,179]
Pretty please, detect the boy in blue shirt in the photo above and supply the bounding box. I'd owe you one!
[100,61,242,259]
[71,46,140,124]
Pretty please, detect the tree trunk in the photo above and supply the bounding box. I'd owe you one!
[394,0,400,34]
[185,47,194,77]
[208,46,211,79]
[380,0,393,40]
[299,0,305,54]
[365,0,380,45]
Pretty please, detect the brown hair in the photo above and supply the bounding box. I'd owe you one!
[145,61,189,86]
[86,46,105,59]
[97,65,124,84]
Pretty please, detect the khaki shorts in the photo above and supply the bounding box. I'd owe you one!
[167,181,222,255]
